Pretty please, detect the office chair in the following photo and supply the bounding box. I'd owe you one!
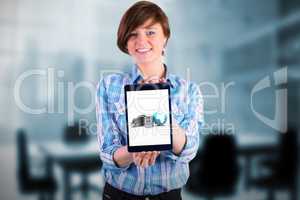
[249,128,298,200]
[186,133,240,200]
[62,122,102,198]
[16,129,57,200]
[63,121,89,143]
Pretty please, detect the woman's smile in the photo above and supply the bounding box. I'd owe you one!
[136,47,152,54]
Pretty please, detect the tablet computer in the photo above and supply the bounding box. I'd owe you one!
[124,83,173,152]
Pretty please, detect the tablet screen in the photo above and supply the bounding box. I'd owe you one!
[125,83,172,152]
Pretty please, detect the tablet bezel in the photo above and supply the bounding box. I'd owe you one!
[124,83,173,152]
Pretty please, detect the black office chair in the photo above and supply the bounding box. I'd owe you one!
[16,129,57,200]
[249,128,298,200]
[63,121,90,143]
[62,122,102,198]
[186,133,240,200]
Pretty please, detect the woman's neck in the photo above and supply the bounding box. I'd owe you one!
[138,62,165,79]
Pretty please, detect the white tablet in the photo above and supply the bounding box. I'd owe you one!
[124,83,173,152]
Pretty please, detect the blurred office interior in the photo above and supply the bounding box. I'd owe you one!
[0,0,299,199]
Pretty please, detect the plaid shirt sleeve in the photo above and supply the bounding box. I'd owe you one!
[162,82,204,163]
[95,78,130,171]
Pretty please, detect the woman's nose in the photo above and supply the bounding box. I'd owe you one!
[136,33,148,44]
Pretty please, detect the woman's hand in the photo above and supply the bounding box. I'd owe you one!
[133,151,160,168]
[113,147,160,168]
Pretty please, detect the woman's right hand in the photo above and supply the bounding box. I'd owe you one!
[133,151,160,168]
[113,147,160,168]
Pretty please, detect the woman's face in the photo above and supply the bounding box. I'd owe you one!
[127,19,167,66]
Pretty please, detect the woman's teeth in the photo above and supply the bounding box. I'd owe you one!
[136,48,151,53]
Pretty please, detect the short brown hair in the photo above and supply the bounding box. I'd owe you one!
[117,1,170,54]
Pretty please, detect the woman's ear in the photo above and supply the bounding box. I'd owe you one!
[162,39,168,56]
[164,39,168,47]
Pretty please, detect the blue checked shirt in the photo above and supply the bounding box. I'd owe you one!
[96,65,204,195]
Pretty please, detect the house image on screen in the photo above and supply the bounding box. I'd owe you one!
[131,113,167,128]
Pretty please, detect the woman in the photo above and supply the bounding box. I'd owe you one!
[96,1,204,199]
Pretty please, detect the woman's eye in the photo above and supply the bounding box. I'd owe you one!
[146,31,155,36]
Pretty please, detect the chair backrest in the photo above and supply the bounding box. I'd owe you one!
[16,129,30,190]
[200,133,239,188]
[63,121,89,143]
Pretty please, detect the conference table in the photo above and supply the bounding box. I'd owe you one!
[33,133,278,200]
[35,139,101,200]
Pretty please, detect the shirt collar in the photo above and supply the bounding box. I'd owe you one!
[131,64,175,88]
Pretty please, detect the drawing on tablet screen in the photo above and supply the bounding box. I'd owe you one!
[131,112,167,128]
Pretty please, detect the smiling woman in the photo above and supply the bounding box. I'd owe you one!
[117,1,170,79]
[117,1,170,54]
[96,1,204,200]
[126,20,167,66]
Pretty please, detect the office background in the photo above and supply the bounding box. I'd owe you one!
[0,0,299,200]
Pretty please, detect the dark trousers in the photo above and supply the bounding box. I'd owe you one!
[103,183,182,200]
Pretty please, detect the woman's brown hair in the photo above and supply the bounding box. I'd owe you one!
[117,1,170,54]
